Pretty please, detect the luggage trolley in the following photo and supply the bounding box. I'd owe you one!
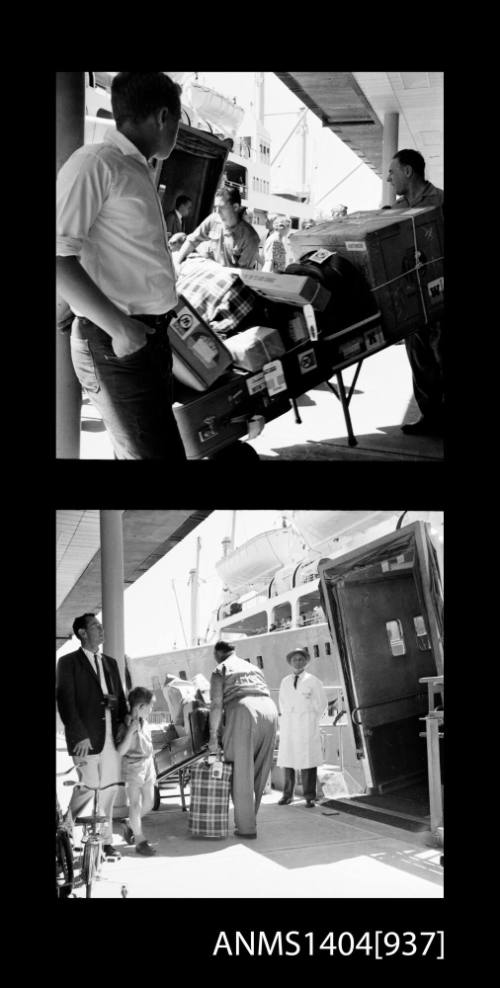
[152,710,210,812]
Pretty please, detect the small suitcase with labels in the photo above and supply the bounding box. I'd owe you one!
[168,295,233,392]
[188,759,233,838]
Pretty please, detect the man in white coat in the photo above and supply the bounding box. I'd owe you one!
[277,648,328,807]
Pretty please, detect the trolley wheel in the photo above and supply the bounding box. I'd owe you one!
[82,841,100,899]
[153,785,161,811]
[56,828,74,898]
[208,441,260,463]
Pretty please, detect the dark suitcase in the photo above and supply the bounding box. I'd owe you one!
[285,250,378,338]
[188,759,233,838]
[280,340,333,396]
[154,734,194,778]
[173,371,291,459]
[189,707,210,754]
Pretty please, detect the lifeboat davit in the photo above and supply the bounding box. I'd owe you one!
[216,528,305,594]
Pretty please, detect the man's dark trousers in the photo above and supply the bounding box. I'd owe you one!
[283,767,317,801]
[70,314,186,460]
[405,317,443,422]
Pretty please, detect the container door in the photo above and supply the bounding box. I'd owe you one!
[158,125,232,232]
[319,522,443,794]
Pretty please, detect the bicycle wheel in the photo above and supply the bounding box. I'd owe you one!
[56,828,74,898]
[82,840,101,898]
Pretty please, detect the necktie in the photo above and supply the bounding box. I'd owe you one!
[93,653,101,685]
[294,675,299,689]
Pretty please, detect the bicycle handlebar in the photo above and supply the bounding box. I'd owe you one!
[57,762,87,777]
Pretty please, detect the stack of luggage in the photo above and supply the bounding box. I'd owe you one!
[170,209,444,458]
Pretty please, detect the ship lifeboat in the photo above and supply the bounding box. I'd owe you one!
[187,82,245,137]
[216,528,305,594]
[292,511,396,551]
[165,71,197,87]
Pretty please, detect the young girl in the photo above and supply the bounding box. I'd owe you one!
[117,687,157,856]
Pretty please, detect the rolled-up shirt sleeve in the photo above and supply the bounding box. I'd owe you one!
[184,214,215,252]
[56,149,112,257]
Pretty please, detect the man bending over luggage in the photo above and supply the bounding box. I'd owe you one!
[208,641,278,839]
[175,186,260,270]
[56,72,186,460]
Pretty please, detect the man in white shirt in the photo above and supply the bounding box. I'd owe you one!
[56,613,128,858]
[56,72,186,459]
[277,648,327,807]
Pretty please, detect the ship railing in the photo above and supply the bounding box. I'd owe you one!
[149,711,170,725]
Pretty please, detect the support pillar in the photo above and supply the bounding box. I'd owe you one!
[381,112,399,207]
[100,510,125,683]
[56,72,85,459]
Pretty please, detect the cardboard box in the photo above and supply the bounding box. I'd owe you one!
[168,295,233,391]
[225,325,285,372]
[288,206,444,340]
[237,269,331,311]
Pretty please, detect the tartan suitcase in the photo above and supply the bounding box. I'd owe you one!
[188,760,233,838]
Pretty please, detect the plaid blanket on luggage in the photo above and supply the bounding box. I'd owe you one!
[188,760,233,838]
[176,254,264,340]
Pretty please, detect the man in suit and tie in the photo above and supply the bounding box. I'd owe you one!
[56,613,128,858]
[165,194,193,237]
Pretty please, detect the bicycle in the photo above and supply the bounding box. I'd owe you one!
[58,765,125,898]
[56,763,80,899]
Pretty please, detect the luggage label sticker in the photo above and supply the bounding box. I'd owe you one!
[345,241,367,251]
[427,276,444,301]
[188,334,219,366]
[170,306,201,339]
[307,248,335,265]
[247,372,266,395]
[303,303,318,341]
[364,328,385,350]
[198,417,218,443]
[339,337,363,358]
[263,360,287,396]
[298,348,318,374]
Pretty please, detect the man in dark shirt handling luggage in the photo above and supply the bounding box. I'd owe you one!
[388,149,444,436]
[56,72,186,460]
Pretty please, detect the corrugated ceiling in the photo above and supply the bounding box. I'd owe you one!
[56,509,212,647]
[275,71,443,188]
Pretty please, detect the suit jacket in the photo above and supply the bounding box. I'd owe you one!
[56,648,128,755]
[165,210,183,236]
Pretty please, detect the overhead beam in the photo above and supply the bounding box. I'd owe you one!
[56,509,212,647]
